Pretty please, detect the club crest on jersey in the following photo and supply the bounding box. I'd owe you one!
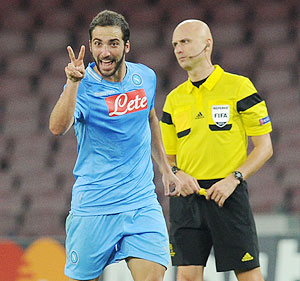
[212,105,230,127]
[132,73,143,86]
[70,250,79,264]
[105,89,148,117]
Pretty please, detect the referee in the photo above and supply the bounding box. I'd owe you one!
[160,19,273,281]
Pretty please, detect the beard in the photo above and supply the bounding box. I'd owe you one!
[93,49,126,79]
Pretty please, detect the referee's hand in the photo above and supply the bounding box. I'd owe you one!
[205,175,239,207]
[173,170,200,197]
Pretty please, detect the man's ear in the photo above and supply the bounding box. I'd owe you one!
[125,40,130,53]
[89,40,92,53]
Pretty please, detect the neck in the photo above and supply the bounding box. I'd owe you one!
[188,62,215,82]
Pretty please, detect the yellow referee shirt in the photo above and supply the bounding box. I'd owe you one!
[160,65,272,180]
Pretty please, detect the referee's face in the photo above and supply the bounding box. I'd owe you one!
[172,21,209,71]
[89,25,130,82]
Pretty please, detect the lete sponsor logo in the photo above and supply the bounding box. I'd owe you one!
[105,89,148,117]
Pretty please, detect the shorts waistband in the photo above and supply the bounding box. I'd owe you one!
[197,179,247,189]
[197,179,223,189]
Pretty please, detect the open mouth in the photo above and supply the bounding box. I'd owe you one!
[100,60,114,69]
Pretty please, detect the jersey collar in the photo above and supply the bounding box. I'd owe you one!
[188,65,224,92]
[87,62,103,83]
[86,62,130,85]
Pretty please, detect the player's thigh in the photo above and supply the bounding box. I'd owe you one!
[116,203,170,268]
[127,257,165,281]
[65,214,122,280]
[177,265,204,281]
[235,267,265,281]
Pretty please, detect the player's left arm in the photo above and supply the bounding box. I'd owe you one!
[149,108,181,197]
[206,133,273,207]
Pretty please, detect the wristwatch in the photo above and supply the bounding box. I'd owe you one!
[171,166,181,175]
[233,171,243,184]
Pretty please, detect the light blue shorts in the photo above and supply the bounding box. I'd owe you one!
[64,203,170,280]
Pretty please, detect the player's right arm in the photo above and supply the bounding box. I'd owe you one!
[49,45,85,136]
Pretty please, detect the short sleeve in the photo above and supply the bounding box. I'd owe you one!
[237,78,272,136]
[74,82,89,123]
[149,70,157,111]
[160,95,177,155]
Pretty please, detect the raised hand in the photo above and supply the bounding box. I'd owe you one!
[65,45,86,82]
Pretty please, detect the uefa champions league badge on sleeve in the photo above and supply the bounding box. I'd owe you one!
[132,73,143,86]
[259,116,270,125]
[212,105,230,127]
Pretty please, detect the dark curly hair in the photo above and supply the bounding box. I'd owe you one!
[89,10,130,43]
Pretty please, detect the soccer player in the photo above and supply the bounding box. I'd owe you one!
[160,19,273,281]
[49,10,181,281]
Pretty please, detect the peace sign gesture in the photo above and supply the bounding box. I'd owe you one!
[65,45,86,82]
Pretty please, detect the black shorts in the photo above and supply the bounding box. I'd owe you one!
[169,179,260,272]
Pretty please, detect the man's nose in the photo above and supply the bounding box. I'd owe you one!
[175,44,183,54]
[101,45,111,57]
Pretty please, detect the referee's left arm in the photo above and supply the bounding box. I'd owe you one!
[206,133,273,207]
[235,133,273,181]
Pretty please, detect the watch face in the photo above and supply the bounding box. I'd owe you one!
[234,171,243,181]
[172,166,180,174]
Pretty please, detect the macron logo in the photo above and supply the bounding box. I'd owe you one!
[105,89,148,117]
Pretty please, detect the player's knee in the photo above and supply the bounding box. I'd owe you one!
[146,273,164,281]
[177,275,203,281]
[177,267,204,281]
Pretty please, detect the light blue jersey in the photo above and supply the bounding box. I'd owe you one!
[70,62,158,215]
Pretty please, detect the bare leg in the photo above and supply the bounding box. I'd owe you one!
[127,257,166,281]
[177,265,204,281]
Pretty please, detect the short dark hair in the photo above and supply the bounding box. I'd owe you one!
[89,10,130,43]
